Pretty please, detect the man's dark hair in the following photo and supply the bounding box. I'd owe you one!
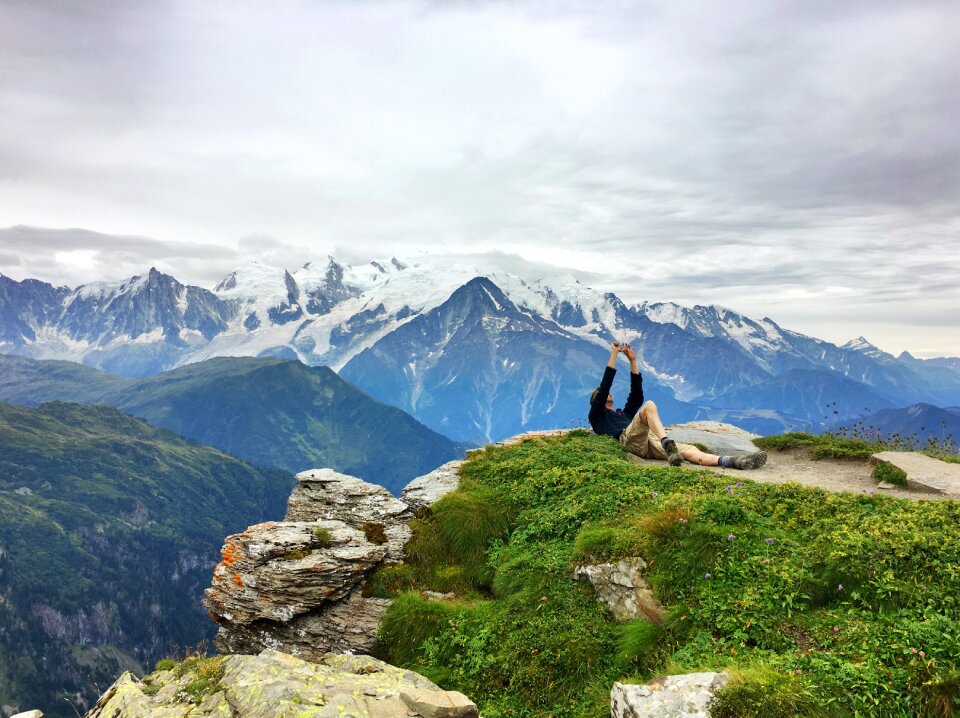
[590,387,601,405]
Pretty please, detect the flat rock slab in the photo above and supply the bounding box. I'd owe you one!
[871,452,960,496]
[664,421,760,454]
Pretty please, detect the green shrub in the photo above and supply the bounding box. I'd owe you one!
[872,462,908,487]
[364,563,418,598]
[433,488,512,563]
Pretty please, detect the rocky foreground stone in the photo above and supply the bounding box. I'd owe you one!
[204,463,462,660]
[85,649,478,718]
[611,673,730,718]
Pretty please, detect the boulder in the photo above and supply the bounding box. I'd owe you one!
[664,422,760,455]
[11,712,44,718]
[611,673,729,718]
[204,519,387,656]
[85,649,479,718]
[573,558,665,624]
[287,468,414,561]
[400,459,464,514]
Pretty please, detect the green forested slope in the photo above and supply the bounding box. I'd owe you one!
[0,401,293,718]
[0,355,463,493]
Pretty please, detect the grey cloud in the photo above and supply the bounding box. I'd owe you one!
[1,0,958,355]
[0,226,239,287]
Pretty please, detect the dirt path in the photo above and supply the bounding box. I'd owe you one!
[627,447,939,501]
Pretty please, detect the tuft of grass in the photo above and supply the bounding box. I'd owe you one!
[362,521,388,545]
[916,668,960,718]
[572,523,644,563]
[181,656,226,702]
[616,620,662,667]
[376,591,457,666]
[154,658,176,672]
[710,667,839,718]
[312,527,331,547]
[691,442,711,453]
[280,547,310,561]
[872,462,908,487]
[753,433,822,451]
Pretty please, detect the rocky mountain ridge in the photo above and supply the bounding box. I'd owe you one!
[3,257,959,441]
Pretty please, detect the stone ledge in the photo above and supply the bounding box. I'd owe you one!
[871,452,960,496]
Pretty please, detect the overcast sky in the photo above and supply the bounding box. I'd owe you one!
[1,0,958,357]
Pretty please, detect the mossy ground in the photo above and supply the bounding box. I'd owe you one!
[374,431,960,717]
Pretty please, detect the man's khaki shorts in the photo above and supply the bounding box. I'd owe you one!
[618,412,694,459]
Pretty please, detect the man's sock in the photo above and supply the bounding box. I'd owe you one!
[660,436,672,448]
[718,455,734,468]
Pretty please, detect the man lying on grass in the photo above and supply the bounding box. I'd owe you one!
[589,341,767,470]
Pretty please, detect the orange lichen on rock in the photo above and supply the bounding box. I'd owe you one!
[232,573,243,587]
[220,539,242,569]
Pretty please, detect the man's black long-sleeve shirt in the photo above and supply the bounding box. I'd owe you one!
[588,366,644,440]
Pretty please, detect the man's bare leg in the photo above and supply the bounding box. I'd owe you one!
[680,446,720,466]
[638,400,668,439]
[638,401,767,470]
[682,445,768,470]
[638,401,683,466]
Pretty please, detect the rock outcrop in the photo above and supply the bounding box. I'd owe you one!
[204,464,462,659]
[870,451,960,496]
[401,459,464,514]
[286,469,414,561]
[611,673,729,718]
[203,519,390,659]
[573,558,666,624]
[85,648,479,718]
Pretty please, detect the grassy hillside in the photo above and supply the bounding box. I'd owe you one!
[0,402,293,718]
[0,355,463,493]
[373,431,960,717]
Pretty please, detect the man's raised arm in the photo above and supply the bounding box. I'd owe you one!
[591,342,621,409]
[622,343,645,416]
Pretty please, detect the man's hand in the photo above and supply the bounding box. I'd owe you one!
[623,344,636,361]
[607,341,622,369]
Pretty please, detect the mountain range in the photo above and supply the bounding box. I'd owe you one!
[2,258,959,441]
[832,402,960,450]
[0,354,461,494]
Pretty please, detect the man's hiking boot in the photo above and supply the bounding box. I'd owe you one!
[663,439,683,467]
[731,451,768,470]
